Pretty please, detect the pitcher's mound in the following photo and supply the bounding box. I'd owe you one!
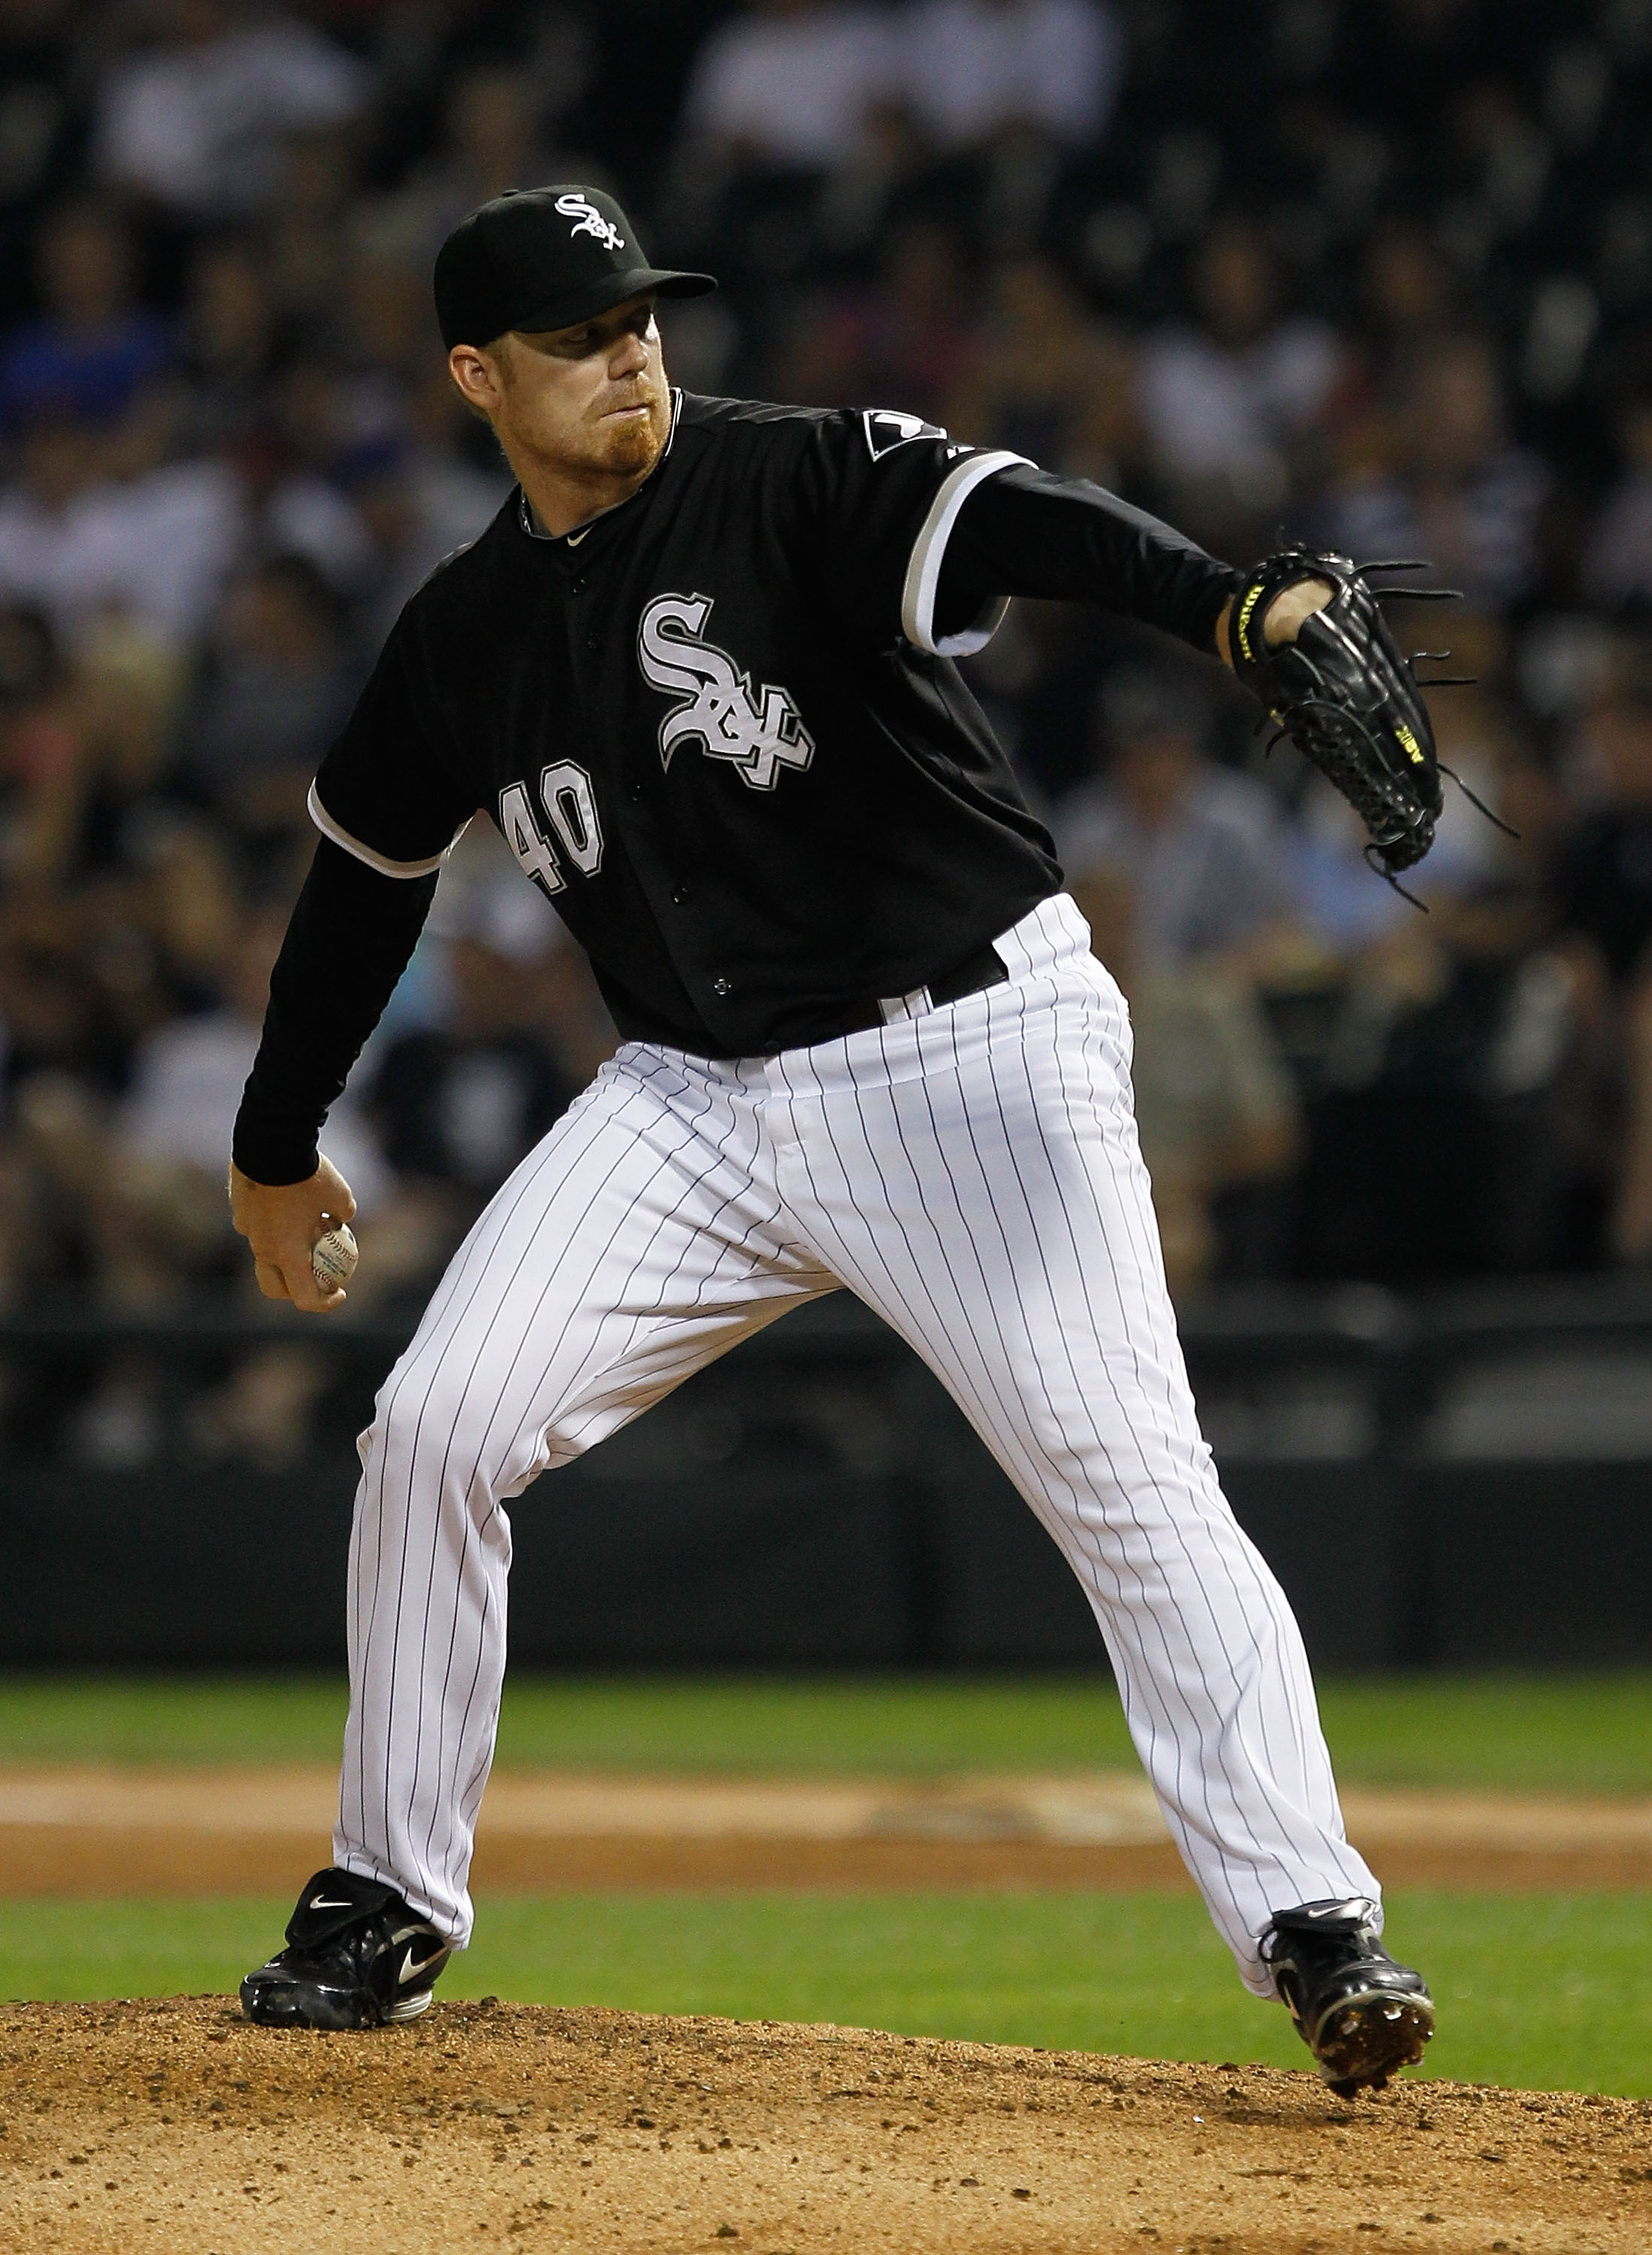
[1,1997,1647,2253]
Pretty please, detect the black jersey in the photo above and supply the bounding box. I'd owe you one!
[315,394,1058,1053]
[236,392,1240,1184]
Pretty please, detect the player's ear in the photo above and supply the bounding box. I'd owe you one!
[448,342,504,423]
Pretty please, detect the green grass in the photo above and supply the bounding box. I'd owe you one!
[3,1672,1652,1794]
[5,1676,1647,2097]
[1,1890,1647,2097]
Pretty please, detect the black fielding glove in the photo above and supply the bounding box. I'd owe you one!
[1229,548,1450,877]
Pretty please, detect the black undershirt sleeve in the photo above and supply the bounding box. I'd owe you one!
[936,462,1240,655]
[231,838,439,1187]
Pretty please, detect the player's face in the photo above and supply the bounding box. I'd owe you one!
[452,295,671,489]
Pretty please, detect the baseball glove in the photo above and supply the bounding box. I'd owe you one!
[1228,547,1469,882]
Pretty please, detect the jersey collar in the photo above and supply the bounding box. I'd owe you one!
[516,388,683,546]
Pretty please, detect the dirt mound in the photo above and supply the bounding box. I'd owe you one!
[2,1999,1649,2253]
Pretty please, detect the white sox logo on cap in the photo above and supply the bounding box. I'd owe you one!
[638,593,815,792]
[555,191,625,252]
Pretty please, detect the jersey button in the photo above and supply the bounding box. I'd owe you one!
[627,780,643,801]
[711,976,732,997]
[585,628,600,654]
[671,883,689,904]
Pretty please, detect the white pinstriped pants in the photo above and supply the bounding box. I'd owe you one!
[335,894,1378,1994]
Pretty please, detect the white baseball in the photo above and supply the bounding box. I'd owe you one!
[311,1223,359,1291]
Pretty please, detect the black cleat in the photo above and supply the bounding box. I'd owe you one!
[1262,1896,1434,2097]
[241,1866,451,2030]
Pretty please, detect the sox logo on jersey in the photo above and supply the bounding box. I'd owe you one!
[638,592,816,790]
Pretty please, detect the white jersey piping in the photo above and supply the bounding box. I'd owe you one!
[900,448,1028,658]
[308,779,470,879]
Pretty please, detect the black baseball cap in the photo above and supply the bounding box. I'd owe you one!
[434,185,716,351]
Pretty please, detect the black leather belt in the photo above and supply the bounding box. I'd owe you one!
[829,938,1009,1040]
[925,939,1010,1009]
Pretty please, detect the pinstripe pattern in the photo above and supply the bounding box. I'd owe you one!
[333,893,1376,1991]
[334,1055,836,1942]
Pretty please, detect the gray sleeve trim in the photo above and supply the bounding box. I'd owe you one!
[307,779,469,879]
[900,448,1029,656]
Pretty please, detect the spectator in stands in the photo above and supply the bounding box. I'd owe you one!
[0,881,127,1104]
[0,0,86,298]
[1330,0,1494,147]
[1438,78,1551,265]
[1362,224,1460,362]
[175,229,281,453]
[343,433,508,647]
[368,870,584,1285]
[1292,629,1539,946]
[1288,773,1428,954]
[267,125,356,343]
[1557,665,1652,992]
[49,905,381,1458]
[370,933,578,1207]
[0,1061,110,1311]
[365,64,578,279]
[0,601,81,879]
[1323,223,1461,479]
[1069,864,1299,1294]
[0,402,244,652]
[1581,386,1652,616]
[679,0,898,177]
[0,0,1644,1324]
[895,0,1124,153]
[0,198,171,433]
[0,601,195,917]
[68,907,383,1379]
[1554,663,1652,1258]
[1300,874,1596,1280]
[777,216,975,425]
[180,553,362,850]
[1051,665,1301,970]
[1328,331,1548,612]
[945,252,1138,484]
[336,247,433,402]
[1619,975,1652,1266]
[93,0,370,221]
[115,904,377,1188]
[234,358,380,597]
[1139,219,1342,553]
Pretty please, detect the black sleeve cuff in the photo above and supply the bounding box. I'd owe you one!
[939,463,1242,655]
[232,838,439,1188]
[230,1114,323,1188]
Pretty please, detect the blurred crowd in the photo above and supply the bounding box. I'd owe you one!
[4,0,1652,1464]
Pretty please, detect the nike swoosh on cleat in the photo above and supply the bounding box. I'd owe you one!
[398,1945,446,1984]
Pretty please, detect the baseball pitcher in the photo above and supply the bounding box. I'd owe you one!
[230,185,1439,2096]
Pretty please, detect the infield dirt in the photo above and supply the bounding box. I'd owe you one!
[7,1767,1652,1893]
[2,1998,1648,2254]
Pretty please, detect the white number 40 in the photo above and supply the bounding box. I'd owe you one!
[498,761,604,897]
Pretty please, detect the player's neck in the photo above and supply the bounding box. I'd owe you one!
[498,381,676,538]
[510,412,673,539]
[514,458,658,540]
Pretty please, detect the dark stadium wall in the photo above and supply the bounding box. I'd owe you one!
[3,1451,1649,1672]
